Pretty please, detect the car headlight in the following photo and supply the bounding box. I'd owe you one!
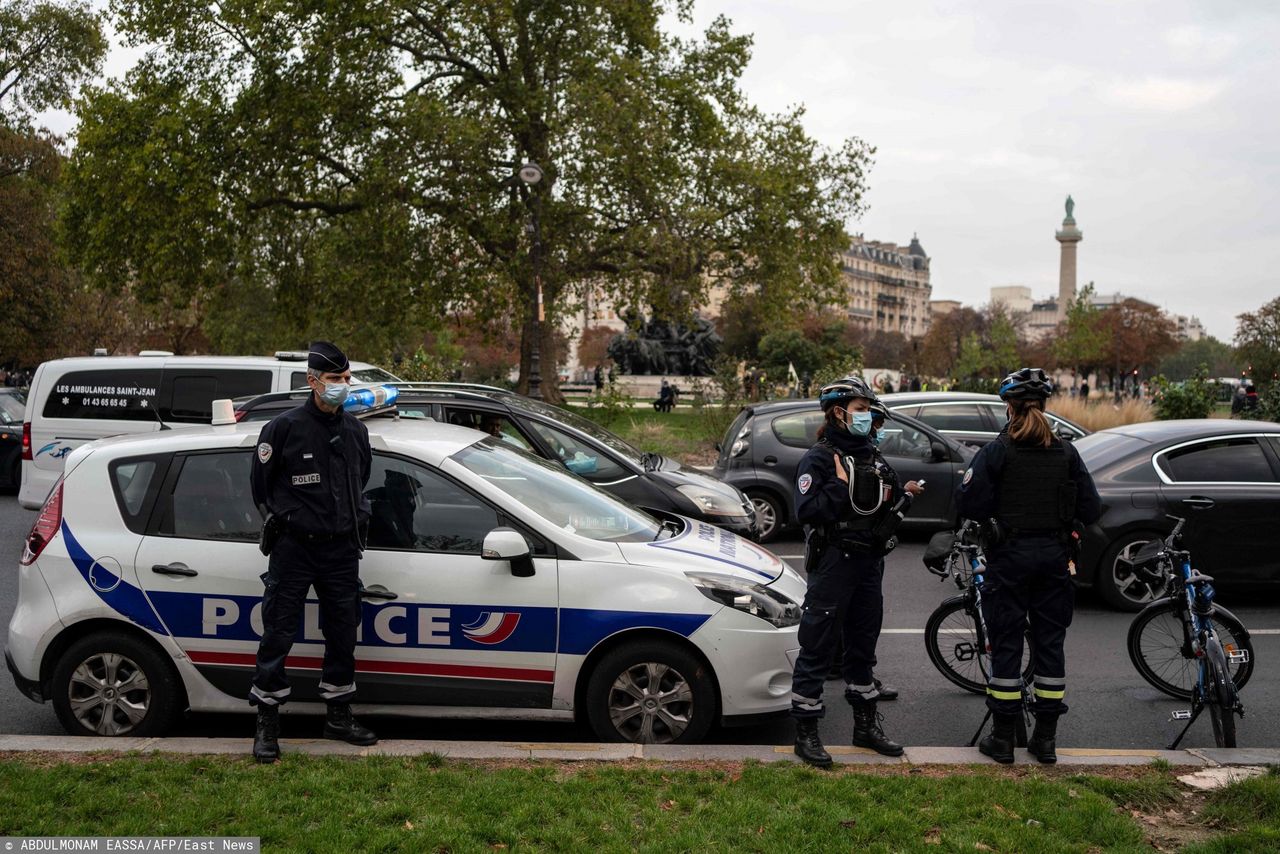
[676,483,747,517]
[687,572,801,628]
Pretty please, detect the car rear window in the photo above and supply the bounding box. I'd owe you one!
[771,411,823,449]
[43,369,163,421]
[1075,432,1147,471]
[165,370,273,423]
[0,392,23,424]
[915,404,989,432]
[109,455,169,534]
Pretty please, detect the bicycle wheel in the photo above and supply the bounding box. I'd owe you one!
[1127,601,1254,701]
[1204,644,1237,749]
[924,596,1034,695]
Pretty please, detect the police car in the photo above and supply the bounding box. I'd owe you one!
[6,413,803,743]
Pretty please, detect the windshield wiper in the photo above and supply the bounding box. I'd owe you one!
[653,519,681,541]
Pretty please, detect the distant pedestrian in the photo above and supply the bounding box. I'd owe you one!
[1231,385,1246,416]
[909,376,921,392]
[882,379,894,395]
[593,365,604,391]
[1079,381,1089,400]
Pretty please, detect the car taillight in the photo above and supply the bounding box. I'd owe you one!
[21,421,32,460]
[21,480,63,566]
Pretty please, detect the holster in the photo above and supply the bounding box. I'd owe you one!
[804,529,827,574]
[259,513,282,557]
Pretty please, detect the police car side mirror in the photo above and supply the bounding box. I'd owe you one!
[929,440,948,462]
[1055,426,1075,441]
[482,527,535,577]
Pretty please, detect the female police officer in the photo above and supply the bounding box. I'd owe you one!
[958,368,1101,764]
[790,377,924,767]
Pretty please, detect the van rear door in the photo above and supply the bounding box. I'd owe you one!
[22,365,164,508]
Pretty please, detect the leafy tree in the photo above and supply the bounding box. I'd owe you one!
[1051,282,1107,377]
[1235,296,1280,390]
[1096,298,1179,387]
[575,325,617,371]
[757,329,822,379]
[860,330,910,370]
[66,0,872,400]
[0,0,105,123]
[919,305,982,378]
[1157,336,1238,381]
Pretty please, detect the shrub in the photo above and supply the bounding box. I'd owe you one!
[1151,365,1216,420]
[583,377,633,428]
[1242,383,1280,423]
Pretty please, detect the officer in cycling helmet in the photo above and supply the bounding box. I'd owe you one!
[790,376,925,767]
[957,368,1101,764]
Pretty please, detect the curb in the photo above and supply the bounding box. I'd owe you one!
[1,736,1275,766]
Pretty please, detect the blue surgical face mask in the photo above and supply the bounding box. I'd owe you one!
[845,411,874,437]
[318,381,350,407]
[869,428,882,446]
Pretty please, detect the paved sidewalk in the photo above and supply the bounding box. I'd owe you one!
[1,735,1275,767]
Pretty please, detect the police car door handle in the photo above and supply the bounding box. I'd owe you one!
[763,455,777,466]
[152,562,197,577]
[1182,496,1215,509]
[359,584,398,601]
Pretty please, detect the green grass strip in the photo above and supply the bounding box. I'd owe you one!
[0,755,1169,853]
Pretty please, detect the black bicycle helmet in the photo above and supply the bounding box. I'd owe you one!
[998,367,1053,401]
[818,375,878,411]
[869,399,890,423]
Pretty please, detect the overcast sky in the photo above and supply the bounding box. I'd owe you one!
[46,1,1277,341]
[678,0,1279,341]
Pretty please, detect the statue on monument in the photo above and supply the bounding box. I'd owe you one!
[1065,195,1075,221]
[606,309,722,375]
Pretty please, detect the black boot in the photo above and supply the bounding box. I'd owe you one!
[978,713,1018,764]
[1027,714,1059,764]
[323,703,379,746]
[852,702,904,757]
[873,677,898,702]
[252,705,280,764]
[793,718,833,769]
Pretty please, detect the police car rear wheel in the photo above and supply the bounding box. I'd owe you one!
[748,491,783,543]
[51,632,183,737]
[586,641,715,744]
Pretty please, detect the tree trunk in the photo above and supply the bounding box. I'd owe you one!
[516,286,563,405]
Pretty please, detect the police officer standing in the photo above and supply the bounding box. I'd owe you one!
[790,377,924,767]
[248,341,376,762]
[958,368,1101,764]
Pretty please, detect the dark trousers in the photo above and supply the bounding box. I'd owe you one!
[980,538,1074,717]
[250,533,361,707]
[791,543,885,718]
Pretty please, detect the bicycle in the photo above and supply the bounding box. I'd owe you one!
[921,520,1035,695]
[1123,515,1254,749]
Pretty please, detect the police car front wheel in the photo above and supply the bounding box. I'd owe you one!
[585,640,716,744]
[51,632,184,737]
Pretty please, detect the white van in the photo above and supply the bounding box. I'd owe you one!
[18,353,398,509]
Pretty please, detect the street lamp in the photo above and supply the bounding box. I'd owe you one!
[518,161,545,400]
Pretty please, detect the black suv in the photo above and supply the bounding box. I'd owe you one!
[713,399,976,542]
[234,382,758,537]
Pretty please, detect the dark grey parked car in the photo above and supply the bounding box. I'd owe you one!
[713,399,976,542]
[881,391,1089,448]
[0,388,25,491]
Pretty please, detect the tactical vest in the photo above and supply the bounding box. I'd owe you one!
[816,437,894,533]
[994,436,1076,533]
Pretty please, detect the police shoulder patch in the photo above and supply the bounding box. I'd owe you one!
[798,473,813,494]
[258,442,273,464]
[962,468,973,485]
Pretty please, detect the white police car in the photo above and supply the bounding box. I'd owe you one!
[6,416,803,743]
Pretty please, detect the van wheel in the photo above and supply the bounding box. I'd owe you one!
[585,640,716,744]
[51,632,183,737]
[748,490,784,543]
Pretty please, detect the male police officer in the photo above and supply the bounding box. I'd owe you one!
[248,341,376,762]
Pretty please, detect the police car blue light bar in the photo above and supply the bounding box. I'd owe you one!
[343,384,399,415]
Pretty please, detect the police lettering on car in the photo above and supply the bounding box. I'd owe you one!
[957,368,1101,764]
[248,340,376,762]
[789,377,924,768]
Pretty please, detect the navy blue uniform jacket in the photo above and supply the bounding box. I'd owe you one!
[251,395,373,537]
[795,434,902,547]
[956,429,1102,526]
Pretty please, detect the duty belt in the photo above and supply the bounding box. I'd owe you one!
[284,527,352,543]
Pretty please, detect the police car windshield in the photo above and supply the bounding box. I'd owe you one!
[452,438,661,542]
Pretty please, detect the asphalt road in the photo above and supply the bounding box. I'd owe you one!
[2,493,1277,749]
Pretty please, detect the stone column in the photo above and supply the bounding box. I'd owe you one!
[1055,196,1082,321]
